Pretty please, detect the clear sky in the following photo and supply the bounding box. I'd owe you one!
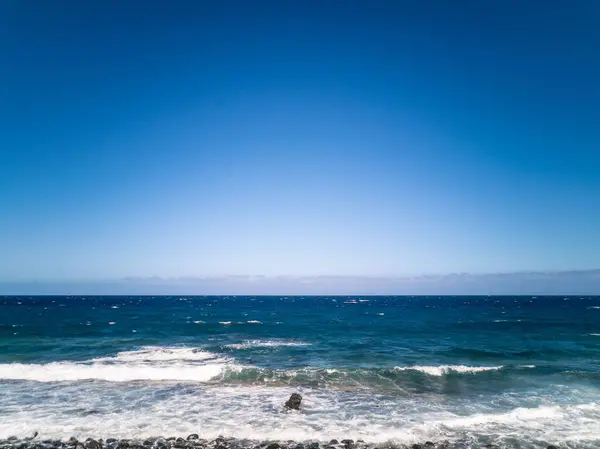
[1,1,599,291]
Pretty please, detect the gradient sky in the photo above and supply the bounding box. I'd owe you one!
[1,1,599,287]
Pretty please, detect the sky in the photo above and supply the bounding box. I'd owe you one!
[1,1,599,293]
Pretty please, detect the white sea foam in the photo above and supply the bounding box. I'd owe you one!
[394,365,504,375]
[226,340,312,350]
[219,321,232,325]
[93,347,219,363]
[0,362,228,382]
[0,347,234,383]
[1,384,600,444]
[246,320,262,324]
[588,306,600,309]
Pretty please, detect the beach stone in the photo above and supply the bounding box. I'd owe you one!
[547,446,558,449]
[309,443,319,449]
[186,437,198,443]
[284,393,302,410]
[265,444,280,449]
[424,443,434,448]
[85,440,101,449]
[411,445,422,449]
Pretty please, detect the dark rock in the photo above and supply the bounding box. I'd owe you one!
[68,438,78,446]
[76,444,85,449]
[106,440,117,445]
[294,445,304,449]
[186,437,198,443]
[24,432,39,442]
[328,442,338,446]
[411,445,422,449]
[309,443,319,449]
[265,444,280,449]
[117,442,129,449]
[8,438,18,442]
[85,439,101,449]
[547,446,559,449]
[284,393,302,410]
[424,443,435,448]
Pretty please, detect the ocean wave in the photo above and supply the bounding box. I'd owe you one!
[225,340,312,350]
[393,365,504,376]
[91,347,219,363]
[0,361,232,382]
[0,347,236,383]
[1,384,599,445]
[0,344,538,385]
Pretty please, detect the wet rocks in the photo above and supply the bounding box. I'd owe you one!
[265,444,280,449]
[284,393,302,410]
[186,437,198,443]
[85,439,101,449]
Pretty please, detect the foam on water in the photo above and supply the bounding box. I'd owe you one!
[1,384,600,446]
[226,340,312,350]
[92,347,220,363]
[394,365,504,376]
[0,347,235,383]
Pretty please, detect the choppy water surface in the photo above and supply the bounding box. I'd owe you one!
[1,295,600,448]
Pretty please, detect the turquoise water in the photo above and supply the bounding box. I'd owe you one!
[1,295,600,448]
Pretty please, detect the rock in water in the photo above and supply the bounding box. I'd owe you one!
[284,393,302,410]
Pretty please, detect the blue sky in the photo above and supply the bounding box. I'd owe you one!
[1,1,599,293]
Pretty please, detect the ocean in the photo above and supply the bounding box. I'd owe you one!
[1,295,600,449]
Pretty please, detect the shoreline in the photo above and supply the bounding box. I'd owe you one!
[0,435,561,449]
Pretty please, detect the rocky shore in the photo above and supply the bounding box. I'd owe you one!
[0,435,561,449]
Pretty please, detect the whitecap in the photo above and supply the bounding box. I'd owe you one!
[226,340,311,350]
[394,365,504,376]
[0,347,235,383]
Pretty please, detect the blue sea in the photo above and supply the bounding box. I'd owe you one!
[1,296,600,448]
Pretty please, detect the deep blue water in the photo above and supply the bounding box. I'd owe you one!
[1,296,600,448]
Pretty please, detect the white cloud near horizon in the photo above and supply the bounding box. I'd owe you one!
[1,270,599,295]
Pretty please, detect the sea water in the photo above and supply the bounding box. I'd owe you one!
[1,295,600,448]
